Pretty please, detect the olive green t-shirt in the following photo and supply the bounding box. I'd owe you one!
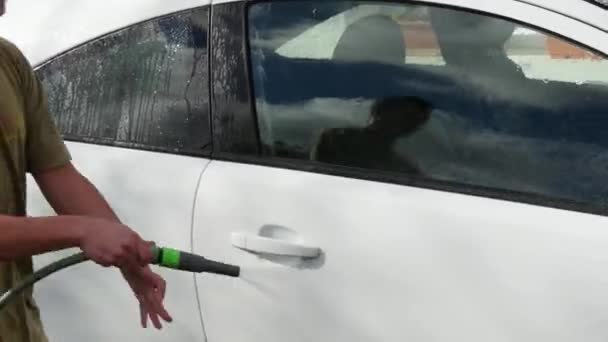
[0,37,71,342]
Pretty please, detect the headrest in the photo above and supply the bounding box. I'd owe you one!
[332,15,405,65]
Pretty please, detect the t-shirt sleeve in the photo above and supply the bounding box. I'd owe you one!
[14,48,72,174]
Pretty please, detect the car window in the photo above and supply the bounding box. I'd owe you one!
[247,1,608,210]
[36,7,211,155]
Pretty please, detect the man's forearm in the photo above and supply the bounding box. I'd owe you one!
[32,163,171,326]
[0,215,86,261]
[34,163,150,274]
[34,163,120,222]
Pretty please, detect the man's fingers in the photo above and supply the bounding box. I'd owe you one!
[155,298,173,323]
[140,299,162,329]
[149,308,163,329]
[131,270,172,329]
[149,274,172,322]
[143,291,164,329]
[147,292,172,325]
[140,301,148,328]
[154,281,172,322]
[157,276,167,300]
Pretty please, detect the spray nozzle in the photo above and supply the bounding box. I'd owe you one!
[150,245,240,278]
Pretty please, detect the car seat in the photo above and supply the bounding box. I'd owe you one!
[332,14,405,65]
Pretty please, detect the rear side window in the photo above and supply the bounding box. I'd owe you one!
[247,1,608,211]
[36,7,211,155]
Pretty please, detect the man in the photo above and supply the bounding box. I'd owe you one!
[0,1,172,341]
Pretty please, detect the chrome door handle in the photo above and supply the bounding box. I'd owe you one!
[231,232,321,258]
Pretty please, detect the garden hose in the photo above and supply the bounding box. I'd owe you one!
[0,245,240,311]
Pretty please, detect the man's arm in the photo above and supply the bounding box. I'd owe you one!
[0,162,150,265]
[33,161,120,220]
[0,213,149,267]
[33,162,173,329]
[0,214,85,260]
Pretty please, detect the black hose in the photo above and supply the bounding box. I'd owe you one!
[0,252,88,311]
[0,246,239,311]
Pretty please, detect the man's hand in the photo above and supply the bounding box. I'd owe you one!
[79,217,153,270]
[34,162,174,328]
[121,265,173,329]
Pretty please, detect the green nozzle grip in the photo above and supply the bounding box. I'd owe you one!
[160,248,181,268]
[151,246,181,269]
[150,245,240,277]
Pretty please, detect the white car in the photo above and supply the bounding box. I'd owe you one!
[0,0,607,341]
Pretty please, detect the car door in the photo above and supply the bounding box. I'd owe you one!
[195,1,608,341]
[20,5,212,342]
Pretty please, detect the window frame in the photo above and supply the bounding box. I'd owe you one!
[33,6,214,158]
[208,0,608,217]
[582,0,608,10]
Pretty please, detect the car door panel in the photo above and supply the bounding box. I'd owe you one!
[194,160,608,341]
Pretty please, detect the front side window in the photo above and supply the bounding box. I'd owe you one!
[37,7,211,155]
[248,1,608,210]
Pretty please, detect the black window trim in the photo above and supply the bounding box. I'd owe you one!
[211,0,608,218]
[583,0,608,10]
[208,1,261,155]
[61,134,213,158]
[33,5,214,158]
[214,152,608,217]
[514,0,607,33]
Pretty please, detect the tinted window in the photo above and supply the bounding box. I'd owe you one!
[248,1,608,209]
[37,7,210,155]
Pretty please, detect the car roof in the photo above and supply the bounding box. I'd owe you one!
[0,0,207,66]
[212,0,607,32]
[517,0,607,31]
